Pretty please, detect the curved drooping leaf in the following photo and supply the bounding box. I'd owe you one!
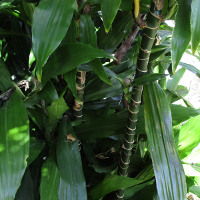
[89,175,145,200]
[101,0,122,33]
[179,62,200,78]
[32,0,76,80]
[191,0,200,54]
[172,0,191,72]
[178,115,200,159]
[41,43,113,85]
[40,155,60,200]
[56,119,87,200]
[80,14,111,85]
[143,82,186,200]
[0,90,29,200]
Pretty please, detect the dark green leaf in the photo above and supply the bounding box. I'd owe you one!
[89,175,144,200]
[89,59,112,85]
[40,155,60,200]
[0,60,13,92]
[98,12,134,53]
[79,14,111,85]
[80,14,97,48]
[41,43,113,85]
[15,168,34,200]
[0,0,15,9]
[172,0,191,72]
[0,91,29,200]
[64,68,78,100]
[101,0,122,33]
[56,120,87,200]
[56,119,87,200]
[27,137,45,165]
[38,81,59,105]
[178,115,200,159]
[32,0,76,80]
[132,73,168,86]
[144,82,186,200]
[191,0,200,54]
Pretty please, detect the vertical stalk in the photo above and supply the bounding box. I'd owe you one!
[116,2,162,199]
[73,71,86,121]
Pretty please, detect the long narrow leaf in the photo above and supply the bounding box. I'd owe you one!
[56,119,87,200]
[40,155,60,200]
[32,0,76,80]
[0,90,29,200]
[190,0,200,54]
[144,82,186,200]
[172,0,191,72]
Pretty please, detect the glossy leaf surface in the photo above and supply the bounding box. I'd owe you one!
[172,0,191,72]
[144,82,186,200]
[41,43,113,84]
[191,0,200,54]
[0,91,29,200]
[32,0,76,80]
[56,119,87,200]
[101,0,122,33]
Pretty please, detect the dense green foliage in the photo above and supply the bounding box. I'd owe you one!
[0,0,200,199]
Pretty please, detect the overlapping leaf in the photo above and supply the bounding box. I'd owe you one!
[144,82,186,200]
[172,0,191,72]
[101,0,122,33]
[40,155,60,200]
[41,43,113,85]
[56,119,87,200]
[0,90,29,200]
[32,0,76,80]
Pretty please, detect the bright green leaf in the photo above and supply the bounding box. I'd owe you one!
[178,115,200,159]
[46,98,68,124]
[40,155,60,200]
[0,90,29,200]
[191,0,200,54]
[32,0,76,80]
[101,0,122,33]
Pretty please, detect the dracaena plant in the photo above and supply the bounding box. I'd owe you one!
[0,0,200,200]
